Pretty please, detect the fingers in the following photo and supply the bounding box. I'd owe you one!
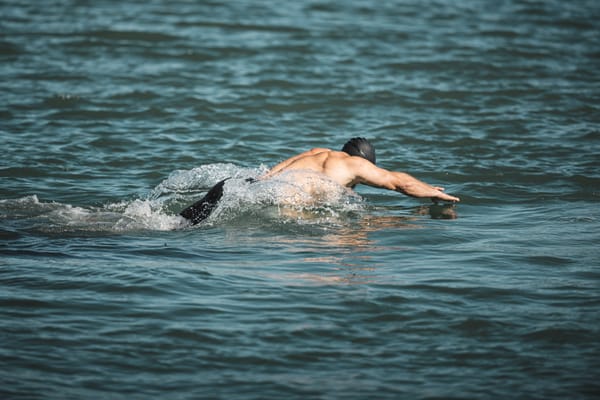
[436,193,460,203]
[433,187,459,203]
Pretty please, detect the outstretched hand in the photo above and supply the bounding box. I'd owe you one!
[430,186,460,203]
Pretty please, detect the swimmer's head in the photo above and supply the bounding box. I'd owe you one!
[341,137,376,165]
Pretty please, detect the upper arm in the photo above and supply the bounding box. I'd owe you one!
[348,158,396,189]
[353,159,445,198]
[343,157,459,201]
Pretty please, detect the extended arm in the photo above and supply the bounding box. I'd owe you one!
[353,159,460,202]
[384,171,459,202]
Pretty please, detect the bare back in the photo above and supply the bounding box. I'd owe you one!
[264,149,360,188]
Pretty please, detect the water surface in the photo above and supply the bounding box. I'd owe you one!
[1,0,599,399]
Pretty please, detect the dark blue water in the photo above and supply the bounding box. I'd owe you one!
[2,1,600,399]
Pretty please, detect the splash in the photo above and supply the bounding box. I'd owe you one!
[1,164,366,234]
[202,169,366,226]
[150,163,265,199]
[109,199,187,232]
[0,195,185,233]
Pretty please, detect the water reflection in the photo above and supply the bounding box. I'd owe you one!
[323,214,420,248]
[266,213,421,285]
[414,204,458,219]
[222,204,458,284]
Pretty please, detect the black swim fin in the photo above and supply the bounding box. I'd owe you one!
[180,178,229,225]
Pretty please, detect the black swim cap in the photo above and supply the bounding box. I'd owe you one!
[341,137,376,165]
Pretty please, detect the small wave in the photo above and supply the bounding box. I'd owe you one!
[0,195,184,234]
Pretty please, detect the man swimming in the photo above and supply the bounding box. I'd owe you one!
[180,138,459,225]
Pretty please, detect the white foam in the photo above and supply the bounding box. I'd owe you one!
[0,194,62,218]
[1,195,183,233]
[0,194,40,205]
[113,199,186,231]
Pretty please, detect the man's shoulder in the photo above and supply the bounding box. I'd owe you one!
[325,151,378,173]
[324,150,362,168]
[327,150,367,163]
[325,150,349,158]
[307,147,332,155]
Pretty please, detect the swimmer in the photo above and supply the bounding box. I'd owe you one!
[180,137,459,225]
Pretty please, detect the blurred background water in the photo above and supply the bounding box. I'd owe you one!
[1,0,599,399]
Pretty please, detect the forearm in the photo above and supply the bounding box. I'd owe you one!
[392,172,459,202]
[391,172,435,196]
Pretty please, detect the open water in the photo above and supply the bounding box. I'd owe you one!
[2,0,600,399]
